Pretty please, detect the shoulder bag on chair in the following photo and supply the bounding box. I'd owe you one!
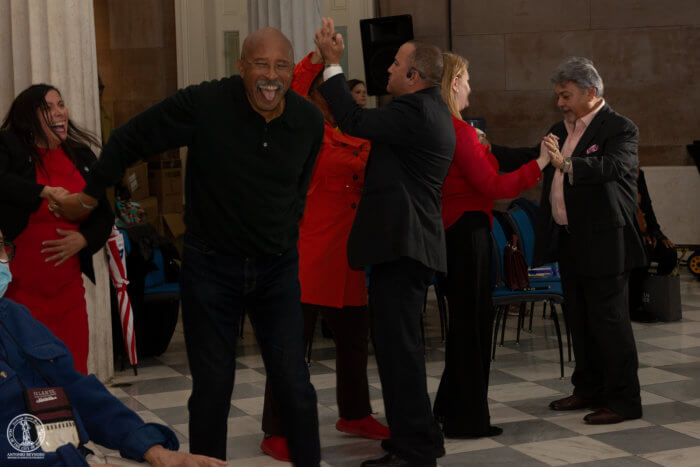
[504,234,530,290]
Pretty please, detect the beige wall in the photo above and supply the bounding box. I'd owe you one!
[453,0,699,168]
[94,0,178,129]
[379,0,699,167]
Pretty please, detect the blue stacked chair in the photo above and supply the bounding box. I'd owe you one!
[120,230,180,358]
[508,199,559,283]
[507,202,572,361]
[490,215,568,378]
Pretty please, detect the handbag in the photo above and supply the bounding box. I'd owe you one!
[504,234,530,290]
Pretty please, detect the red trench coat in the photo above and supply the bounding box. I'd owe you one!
[292,53,371,308]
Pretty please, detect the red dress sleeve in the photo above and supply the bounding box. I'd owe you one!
[291,52,324,98]
[452,121,542,200]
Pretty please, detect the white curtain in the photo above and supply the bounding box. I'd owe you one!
[248,0,323,62]
[0,0,113,382]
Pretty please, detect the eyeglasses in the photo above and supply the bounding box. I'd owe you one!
[0,241,15,263]
[245,59,293,74]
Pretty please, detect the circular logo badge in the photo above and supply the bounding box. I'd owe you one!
[7,414,45,453]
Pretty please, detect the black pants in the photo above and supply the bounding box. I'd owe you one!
[180,233,320,465]
[558,230,642,419]
[262,303,372,435]
[371,257,444,462]
[629,240,678,313]
[433,211,494,436]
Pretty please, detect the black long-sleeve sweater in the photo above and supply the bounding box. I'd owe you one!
[83,76,324,257]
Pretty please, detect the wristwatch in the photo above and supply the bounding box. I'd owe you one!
[562,157,572,173]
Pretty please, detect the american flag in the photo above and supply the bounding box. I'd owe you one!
[105,227,138,370]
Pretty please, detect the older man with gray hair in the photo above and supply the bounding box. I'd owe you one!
[492,56,646,425]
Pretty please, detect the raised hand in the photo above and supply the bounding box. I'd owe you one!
[536,140,551,170]
[310,46,324,65]
[542,133,564,170]
[314,17,344,65]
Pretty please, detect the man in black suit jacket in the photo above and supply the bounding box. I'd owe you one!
[315,18,455,466]
[493,57,646,425]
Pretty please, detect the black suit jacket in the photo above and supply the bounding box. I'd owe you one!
[0,131,114,282]
[493,104,646,277]
[319,75,455,272]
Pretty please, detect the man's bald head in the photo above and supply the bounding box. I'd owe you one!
[241,27,294,62]
[238,27,295,122]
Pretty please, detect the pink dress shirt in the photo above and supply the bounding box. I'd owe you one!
[550,99,605,225]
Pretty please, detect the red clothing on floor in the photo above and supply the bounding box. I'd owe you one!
[441,117,542,229]
[5,146,89,374]
[292,53,370,308]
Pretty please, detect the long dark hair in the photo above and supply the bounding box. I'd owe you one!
[1,84,100,172]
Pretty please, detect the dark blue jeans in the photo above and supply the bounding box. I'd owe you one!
[181,233,320,465]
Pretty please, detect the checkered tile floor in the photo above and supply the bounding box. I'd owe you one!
[93,271,700,466]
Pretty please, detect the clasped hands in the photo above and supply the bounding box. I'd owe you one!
[314,17,345,66]
[541,133,570,172]
[43,186,97,221]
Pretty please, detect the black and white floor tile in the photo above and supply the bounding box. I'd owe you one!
[91,271,700,466]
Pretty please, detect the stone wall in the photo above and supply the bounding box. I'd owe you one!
[379,0,699,167]
[454,0,699,168]
[94,0,178,129]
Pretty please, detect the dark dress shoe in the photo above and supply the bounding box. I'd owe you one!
[360,453,437,466]
[583,408,626,425]
[549,395,593,411]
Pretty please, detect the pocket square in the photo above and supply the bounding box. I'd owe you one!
[586,144,599,154]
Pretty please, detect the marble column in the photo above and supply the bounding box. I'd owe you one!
[247,0,320,62]
[0,0,114,381]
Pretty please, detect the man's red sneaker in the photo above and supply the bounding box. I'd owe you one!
[336,415,390,440]
[260,435,291,462]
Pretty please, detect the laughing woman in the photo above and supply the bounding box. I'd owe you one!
[0,84,113,374]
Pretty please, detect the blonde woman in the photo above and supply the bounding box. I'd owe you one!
[434,52,550,438]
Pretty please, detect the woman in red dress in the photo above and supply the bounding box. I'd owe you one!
[0,84,114,374]
[433,53,552,438]
[259,51,389,462]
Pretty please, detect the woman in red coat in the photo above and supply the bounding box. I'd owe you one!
[433,53,551,438]
[259,51,389,461]
[0,84,114,375]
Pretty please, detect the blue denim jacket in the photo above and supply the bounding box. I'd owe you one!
[0,298,178,466]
